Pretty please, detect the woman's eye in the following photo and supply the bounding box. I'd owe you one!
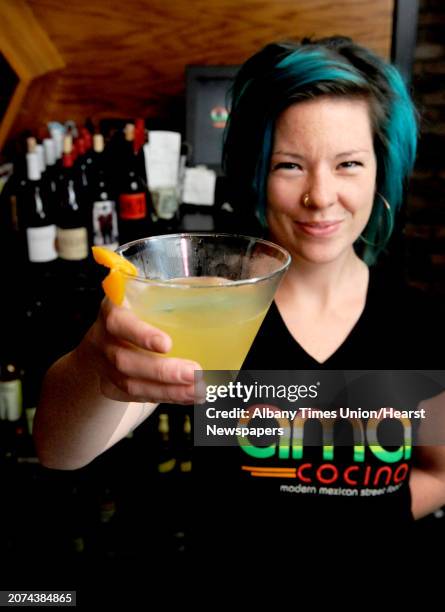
[273,162,302,171]
[339,161,363,169]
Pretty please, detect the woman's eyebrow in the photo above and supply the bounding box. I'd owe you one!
[272,149,371,159]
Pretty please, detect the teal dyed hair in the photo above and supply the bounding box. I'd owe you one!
[223,37,418,264]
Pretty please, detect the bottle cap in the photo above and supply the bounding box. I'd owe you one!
[27,136,37,153]
[124,123,135,142]
[63,134,73,154]
[93,133,104,153]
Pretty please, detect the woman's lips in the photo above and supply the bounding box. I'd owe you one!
[294,220,343,237]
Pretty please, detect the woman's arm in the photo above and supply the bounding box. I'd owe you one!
[34,300,201,470]
[34,347,156,470]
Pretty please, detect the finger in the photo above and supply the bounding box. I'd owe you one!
[103,344,201,385]
[103,303,172,353]
[100,376,197,405]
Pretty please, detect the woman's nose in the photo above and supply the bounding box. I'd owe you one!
[305,172,337,209]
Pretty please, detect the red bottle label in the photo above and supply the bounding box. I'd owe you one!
[119,193,147,220]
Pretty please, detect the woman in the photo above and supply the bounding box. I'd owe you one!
[34,37,445,554]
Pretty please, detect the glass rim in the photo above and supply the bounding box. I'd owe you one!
[116,232,291,289]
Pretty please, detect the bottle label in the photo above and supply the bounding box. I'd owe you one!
[26,225,57,262]
[119,193,147,220]
[56,227,89,260]
[92,200,119,249]
[0,380,23,421]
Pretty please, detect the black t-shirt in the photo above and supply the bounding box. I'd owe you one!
[193,269,444,560]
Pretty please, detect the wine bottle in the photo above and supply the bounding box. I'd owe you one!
[90,134,119,250]
[117,123,152,243]
[56,135,89,268]
[18,152,58,270]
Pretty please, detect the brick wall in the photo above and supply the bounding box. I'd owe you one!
[405,0,445,293]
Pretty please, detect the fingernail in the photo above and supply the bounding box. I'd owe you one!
[181,365,198,383]
[152,336,167,353]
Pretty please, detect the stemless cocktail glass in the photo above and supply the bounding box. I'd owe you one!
[117,233,291,370]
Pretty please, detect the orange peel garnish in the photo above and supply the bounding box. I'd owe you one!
[92,246,138,305]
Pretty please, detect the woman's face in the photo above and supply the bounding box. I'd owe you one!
[267,96,377,265]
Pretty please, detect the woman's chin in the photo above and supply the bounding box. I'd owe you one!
[294,244,351,265]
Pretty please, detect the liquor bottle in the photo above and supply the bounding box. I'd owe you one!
[117,123,152,244]
[56,135,90,270]
[90,134,119,250]
[18,152,58,272]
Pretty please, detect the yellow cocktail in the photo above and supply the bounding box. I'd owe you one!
[126,276,270,370]
[117,233,291,371]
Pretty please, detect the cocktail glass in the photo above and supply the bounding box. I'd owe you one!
[117,233,291,371]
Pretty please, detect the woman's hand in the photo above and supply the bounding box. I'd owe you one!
[78,299,201,405]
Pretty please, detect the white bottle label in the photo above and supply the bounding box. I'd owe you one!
[0,380,23,421]
[92,200,119,249]
[26,225,57,262]
[56,227,88,260]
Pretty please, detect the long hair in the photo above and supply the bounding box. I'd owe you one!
[223,37,418,264]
